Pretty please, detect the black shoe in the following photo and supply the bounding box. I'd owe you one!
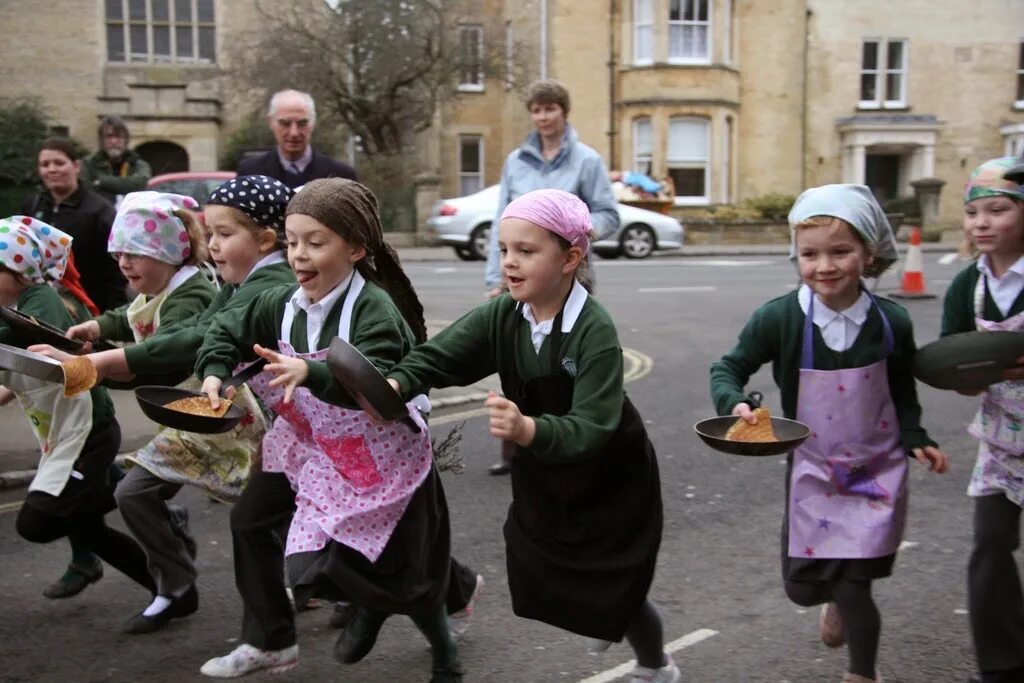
[328,602,358,629]
[168,504,197,561]
[43,557,103,599]
[430,659,464,683]
[122,585,199,635]
[970,669,1024,683]
[488,461,512,476]
[334,609,388,664]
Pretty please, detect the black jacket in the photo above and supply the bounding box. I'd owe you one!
[236,148,357,189]
[21,186,128,313]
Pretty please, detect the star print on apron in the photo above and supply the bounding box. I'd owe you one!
[788,292,909,559]
[966,275,1024,507]
[247,271,433,562]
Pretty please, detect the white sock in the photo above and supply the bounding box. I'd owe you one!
[142,595,172,617]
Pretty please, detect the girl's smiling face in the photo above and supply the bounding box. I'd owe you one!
[204,205,277,285]
[965,195,1024,260]
[285,214,365,303]
[499,217,580,307]
[795,219,871,311]
[113,252,176,296]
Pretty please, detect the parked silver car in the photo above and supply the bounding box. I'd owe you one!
[425,185,685,260]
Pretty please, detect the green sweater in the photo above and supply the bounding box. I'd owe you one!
[388,293,626,463]
[941,262,1024,336]
[195,279,414,407]
[124,261,294,377]
[0,284,115,428]
[94,270,216,342]
[709,290,936,452]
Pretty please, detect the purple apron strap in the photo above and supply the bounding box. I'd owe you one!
[800,288,895,370]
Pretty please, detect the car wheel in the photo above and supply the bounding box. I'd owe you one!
[470,224,491,261]
[620,224,656,259]
[454,247,477,261]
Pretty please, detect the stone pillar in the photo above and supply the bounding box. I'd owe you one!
[414,173,442,245]
[921,144,936,177]
[910,177,945,228]
[852,144,867,185]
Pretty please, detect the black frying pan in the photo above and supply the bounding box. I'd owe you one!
[134,359,267,434]
[0,306,115,352]
[326,337,421,432]
[693,391,811,457]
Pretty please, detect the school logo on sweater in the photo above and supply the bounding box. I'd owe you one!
[561,357,577,377]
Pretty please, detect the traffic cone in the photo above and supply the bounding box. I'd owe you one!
[891,227,936,299]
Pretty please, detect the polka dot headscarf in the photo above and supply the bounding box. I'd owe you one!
[108,191,198,265]
[0,216,72,283]
[206,175,293,236]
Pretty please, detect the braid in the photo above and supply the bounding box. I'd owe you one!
[371,244,427,344]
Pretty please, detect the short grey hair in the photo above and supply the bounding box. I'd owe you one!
[267,89,317,126]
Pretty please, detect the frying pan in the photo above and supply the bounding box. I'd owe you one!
[0,306,115,352]
[0,342,65,383]
[326,337,421,432]
[693,391,811,457]
[913,330,1024,392]
[134,359,267,434]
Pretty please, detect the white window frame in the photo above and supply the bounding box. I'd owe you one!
[859,38,908,109]
[668,0,712,65]
[504,20,515,90]
[667,116,710,206]
[1016,40,1024,109]
[632,117,653,174]
[633,0,654,65]
[457,135,485,196]
[105,0,216,65]
[457,24,485,92]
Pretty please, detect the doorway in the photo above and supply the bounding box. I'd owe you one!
[136,141,189,175]
[865,153,901,203]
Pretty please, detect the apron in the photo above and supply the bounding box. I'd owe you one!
[246,272,434,562]
[500,301,663,642]
[966,275,1024,506]
[788,293,909,560]
[125,266,265,501]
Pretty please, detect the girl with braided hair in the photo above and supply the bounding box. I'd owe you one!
[194,178,468,682]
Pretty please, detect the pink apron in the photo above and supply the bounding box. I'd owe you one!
[247,274,433,562]
[966,275,1024,507]
[788,293,909,559]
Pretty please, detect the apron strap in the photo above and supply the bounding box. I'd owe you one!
[800,287,894,370]
[279,271,366,347]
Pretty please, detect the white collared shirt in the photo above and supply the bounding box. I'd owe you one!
[241,251,287,286]
[797,284,872,352]
[288,271,354,351]
[520,280,588,353]
[277,145,313,174]
[977,254,1024,317]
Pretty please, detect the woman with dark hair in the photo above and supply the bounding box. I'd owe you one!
[21,138,128,313]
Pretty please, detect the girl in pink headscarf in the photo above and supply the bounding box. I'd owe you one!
[382,189,677,683]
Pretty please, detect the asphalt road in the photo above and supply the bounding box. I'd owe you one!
[0,252,1013,682]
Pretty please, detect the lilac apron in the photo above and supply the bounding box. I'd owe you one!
[247,273,433,562]
[966,275,1024,506]
[788,293,909,559]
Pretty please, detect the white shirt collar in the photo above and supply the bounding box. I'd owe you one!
[165,264,199,295]
[289,270,354,315]
[241,251,287,285]
[976,254,1024,281]
[277,145,313,174]
[797,283,871,326]
[520,280,588,353]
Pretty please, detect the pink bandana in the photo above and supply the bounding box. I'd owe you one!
[500,189,591,255]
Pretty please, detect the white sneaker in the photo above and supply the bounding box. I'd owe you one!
[586,638,613,653]
[199,643,299,678]
[630,658,681,683]
[448,574,484,638]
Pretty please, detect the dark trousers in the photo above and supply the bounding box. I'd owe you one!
[969,494,1024,675]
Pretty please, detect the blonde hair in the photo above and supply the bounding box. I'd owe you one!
[173,209,209,266]
[214,205,285,251]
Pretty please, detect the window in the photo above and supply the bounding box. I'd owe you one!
[105,0,215,64]
[458,25,484,91]
[669,0,710,63]
[634,0,654,65]
[458,136,484,196]
[668,117,709,204]
[1016,41,1024,107]
[633,117,653,175]
[860,39,907,108]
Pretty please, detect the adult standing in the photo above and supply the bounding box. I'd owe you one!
[237,89,357,189]
[21,138,128,312]
[80,116,152,208]
[483,79,619,474]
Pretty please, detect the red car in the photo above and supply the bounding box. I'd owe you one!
[147,171,236,208]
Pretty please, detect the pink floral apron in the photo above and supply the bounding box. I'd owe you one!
[966,276,1024,507]
[247,273,433,562]
[788,293,909,559]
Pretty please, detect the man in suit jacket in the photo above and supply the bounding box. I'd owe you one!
[237,89,357,188]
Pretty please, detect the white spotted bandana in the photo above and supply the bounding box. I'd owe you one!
[0,216,72,283]
[206,175,293,236]
[108,191,198,265]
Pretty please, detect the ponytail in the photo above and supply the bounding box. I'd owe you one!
[357,243,428,344]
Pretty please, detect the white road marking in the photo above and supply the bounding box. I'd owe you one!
[637,286,716,293]
[576,629,719,683]
[938,253,959,265]
[433,267,457,273]
[898,540,919,550]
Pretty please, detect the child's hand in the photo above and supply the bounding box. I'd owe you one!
[1003,356,1024,381]
[201,375,224,410]
[0,385,15,407]
[732,402,758,424]
[66,320,100,342]
[485,390,535,446]
[27,344,77,362]
[387,378,401,393]
[912,446,949,474]
[255,343,307,404]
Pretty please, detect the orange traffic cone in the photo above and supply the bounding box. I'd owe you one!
[891,227,936,299]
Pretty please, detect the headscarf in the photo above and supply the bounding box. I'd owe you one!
[963,157,1024,204]
[0,216,72,283]
[206,175,293,236]
[108,191,198,265]
[499,188,592,255]
[788,184,899,278]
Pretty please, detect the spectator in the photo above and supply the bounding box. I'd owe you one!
[21,138,128,312]
[80,116,152,208]
[237,89,357,188]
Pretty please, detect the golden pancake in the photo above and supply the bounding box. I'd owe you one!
[164,396,232,418]
[62,356,98,398]
[725,407,778,442]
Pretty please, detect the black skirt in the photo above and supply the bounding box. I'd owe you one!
[286,465,451,616]
[24,421,121,518]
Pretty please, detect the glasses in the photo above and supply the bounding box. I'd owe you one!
[110,252,142,263]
